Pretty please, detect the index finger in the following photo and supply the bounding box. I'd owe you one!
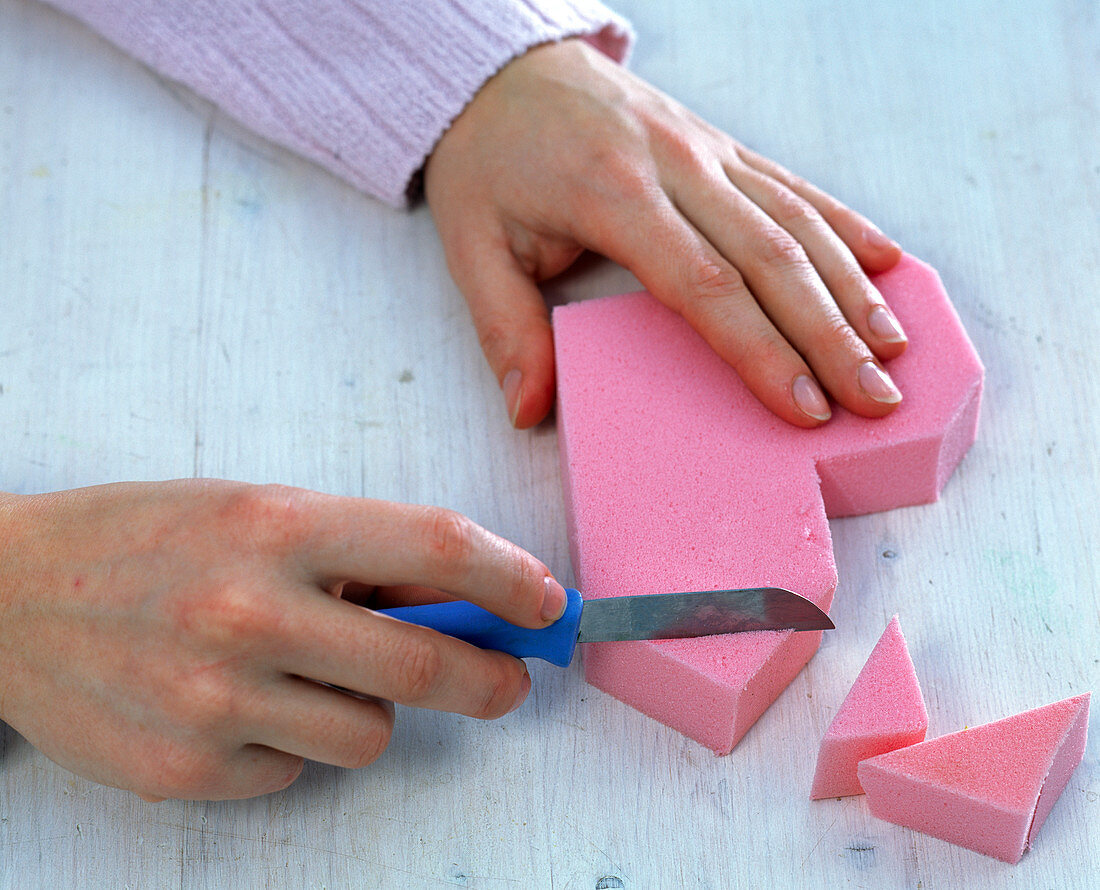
[296,496,568,629]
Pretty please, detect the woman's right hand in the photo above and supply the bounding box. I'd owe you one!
[0,479,565,800]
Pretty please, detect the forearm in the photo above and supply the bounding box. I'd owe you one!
[38,0,632,207]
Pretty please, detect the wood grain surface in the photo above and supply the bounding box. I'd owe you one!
[1,0,1097,887]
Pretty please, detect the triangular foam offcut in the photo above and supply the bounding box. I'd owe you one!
[857,693,1090,863]
[810,615,927,799]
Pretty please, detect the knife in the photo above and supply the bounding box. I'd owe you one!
[378,587,833,667]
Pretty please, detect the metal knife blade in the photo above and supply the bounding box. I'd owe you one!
[378,586,833,667]
[577,587,833,642]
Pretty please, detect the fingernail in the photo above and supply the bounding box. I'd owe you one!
[511,669,532,712]
[858,360,903,404]
[863,226,899,252]
[868,305,907,344]
[502,369,523,427]
[541,576,568,623]
[792,374,831,421]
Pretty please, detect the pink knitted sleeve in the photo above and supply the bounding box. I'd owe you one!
[39,0,634,206]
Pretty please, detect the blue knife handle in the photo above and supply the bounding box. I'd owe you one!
[377,587,583,667]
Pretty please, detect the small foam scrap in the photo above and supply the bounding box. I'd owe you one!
[553,254,983,753]
[810,615,927,799]
[857,693,1091,863]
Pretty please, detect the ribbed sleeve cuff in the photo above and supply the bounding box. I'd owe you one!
[41,0,635,207]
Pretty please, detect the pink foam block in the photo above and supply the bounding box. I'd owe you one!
[553,254,983,753]
[857,694,1091,863]
[810,615,927,799]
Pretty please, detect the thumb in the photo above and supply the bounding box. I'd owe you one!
[450,245,556,429]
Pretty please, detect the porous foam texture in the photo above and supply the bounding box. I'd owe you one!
[810,615,927,798]
[857,694,1091,863]
[553,254,983,753]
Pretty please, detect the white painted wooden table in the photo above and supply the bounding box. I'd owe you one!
[2,0,1097,886]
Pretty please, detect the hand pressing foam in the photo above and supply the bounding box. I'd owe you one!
[857,694,1090,863]
[810,615,927,799]
[554,254,983,753]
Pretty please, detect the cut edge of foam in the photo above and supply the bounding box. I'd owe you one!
[1025,693,1091,848]
[582,628,824,754]
[815,435,943,518]
[934,374,984,495]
